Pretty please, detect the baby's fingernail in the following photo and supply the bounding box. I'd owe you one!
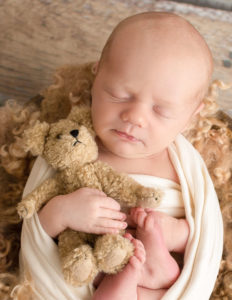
[122,222,127,228]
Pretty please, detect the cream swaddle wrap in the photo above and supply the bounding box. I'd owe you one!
[16,134,223,300]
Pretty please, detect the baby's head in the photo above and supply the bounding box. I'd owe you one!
[91,12,213,159]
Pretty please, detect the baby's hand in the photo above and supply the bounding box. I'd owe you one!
[38,187,127,238]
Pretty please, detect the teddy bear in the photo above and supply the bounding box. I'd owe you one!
[17,105,162,287]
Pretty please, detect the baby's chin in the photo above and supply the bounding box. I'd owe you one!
[105,143,156,160]
[98,136,165,159]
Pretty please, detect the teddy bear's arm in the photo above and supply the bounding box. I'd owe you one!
[93,161,162,209]
[17,176,60,219]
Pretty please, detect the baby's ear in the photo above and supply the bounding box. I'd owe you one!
[23,121,50,156]
[92,61,99,75]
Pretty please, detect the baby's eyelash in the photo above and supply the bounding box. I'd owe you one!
[109,96,122,102]
[110,94,120,100]
[153,106,170,119]
[105,88,131,100]
[109,94,130,102]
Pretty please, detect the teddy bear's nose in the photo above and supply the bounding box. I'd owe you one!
[70,129,79,138]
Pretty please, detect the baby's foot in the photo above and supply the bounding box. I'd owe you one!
[92,234,145,300]
[131,208,180,289]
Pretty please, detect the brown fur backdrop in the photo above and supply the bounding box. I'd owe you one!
[0,62,231,299]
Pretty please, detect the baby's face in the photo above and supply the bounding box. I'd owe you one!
[91,18,209,159]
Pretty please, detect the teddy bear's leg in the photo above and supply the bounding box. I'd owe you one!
[94,234,134,274]
[59,230,98,286]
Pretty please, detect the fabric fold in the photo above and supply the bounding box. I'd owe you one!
[163,134,223,300]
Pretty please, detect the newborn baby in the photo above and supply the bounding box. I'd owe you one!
[19,10,222,300]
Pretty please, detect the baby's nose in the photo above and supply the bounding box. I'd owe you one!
[70,129,79,138]
[121,105,147,128]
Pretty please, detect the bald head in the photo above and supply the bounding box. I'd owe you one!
[98,12,213,95]
[91,12,214,158]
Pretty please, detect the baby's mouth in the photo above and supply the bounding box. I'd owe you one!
[113,130,139,142]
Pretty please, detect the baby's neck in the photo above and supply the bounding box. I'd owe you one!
[97,147,179,184]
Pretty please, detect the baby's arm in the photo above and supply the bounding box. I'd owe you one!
[38,187,127,238]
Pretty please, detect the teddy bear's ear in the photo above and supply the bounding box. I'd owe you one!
[68,105,95,136]
[23,121,50,156]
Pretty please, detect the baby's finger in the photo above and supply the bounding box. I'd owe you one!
[92,189,107,196]
[91,226,120,235]
[100,208,127,221]
[98,218,127,230]
[99,196,121,211]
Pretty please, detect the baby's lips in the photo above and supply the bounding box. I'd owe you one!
[114,129,140,142]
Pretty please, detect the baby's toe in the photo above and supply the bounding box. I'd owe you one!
[129,256,142,269]
[130,207,147,228]
[131,238,146,264]
[136,210,148,228]
[143,213,156,231]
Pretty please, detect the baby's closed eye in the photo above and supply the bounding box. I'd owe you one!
[153,105,172,119]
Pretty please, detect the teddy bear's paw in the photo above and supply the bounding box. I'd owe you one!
[94,234,134,274]
[137,187,163,209]
[17,201,36,219]
[62,245,98,287]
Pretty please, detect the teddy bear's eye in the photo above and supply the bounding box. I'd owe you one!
[56,134,62,139]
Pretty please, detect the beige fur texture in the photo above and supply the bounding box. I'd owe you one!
[17,105,162,287]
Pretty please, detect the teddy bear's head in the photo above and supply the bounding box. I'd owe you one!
[23,118,98,170]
